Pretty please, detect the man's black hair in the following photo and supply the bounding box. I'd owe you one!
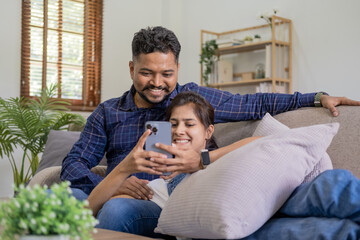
[132,26,181,63]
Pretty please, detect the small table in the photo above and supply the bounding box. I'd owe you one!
[92,228,159,240]
[0,227,158,240]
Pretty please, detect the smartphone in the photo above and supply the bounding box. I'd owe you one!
[145,121,173,175]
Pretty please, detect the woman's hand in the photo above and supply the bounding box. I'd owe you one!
[88,130,168,216]
[115,129,168,176]
[110,129,170,199]
[150,143,202,180]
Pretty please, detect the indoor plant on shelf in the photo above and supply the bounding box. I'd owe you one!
[0,84,85,187]
[243,36,253,44]
[0,181,98,240]
[258,8,279,28]
[253,34,262,42]
[199,39,218,86]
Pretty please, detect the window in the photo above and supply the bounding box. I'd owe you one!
[21,0,103,111]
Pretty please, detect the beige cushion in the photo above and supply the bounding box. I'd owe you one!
[155,123,339,239]
[253,113,333,183]
[28,166,107,187]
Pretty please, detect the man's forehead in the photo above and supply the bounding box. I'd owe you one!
[133,52,177,64]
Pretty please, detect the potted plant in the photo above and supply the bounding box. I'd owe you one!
[0,181,98,240]
[199,39,218,86]
[0,84,86,187]
[257,8,279,28]
[253,34,261,42]
[243,36,253,44]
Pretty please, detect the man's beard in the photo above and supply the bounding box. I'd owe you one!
[137,85,171,105]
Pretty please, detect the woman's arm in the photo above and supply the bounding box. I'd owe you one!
[154,136,262,179]
[87,166,130,216]
[87,129,166,216]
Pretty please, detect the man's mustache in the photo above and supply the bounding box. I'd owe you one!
[142,85,170,92]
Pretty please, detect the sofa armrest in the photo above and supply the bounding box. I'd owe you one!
[28,165,107,188]
[28,166,62,187]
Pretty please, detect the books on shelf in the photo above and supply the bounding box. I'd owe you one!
[216,38,244,48]
[265,44,289,79]
[256,83,272,93]
[210,59,233,84]
[255,82,287,93]
[265,45,272,78]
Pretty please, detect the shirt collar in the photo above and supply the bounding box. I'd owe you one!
[118,84,180,111]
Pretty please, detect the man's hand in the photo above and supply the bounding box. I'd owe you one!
[151,143,202,180]
[321,95,360,117]
[113,176,154,200]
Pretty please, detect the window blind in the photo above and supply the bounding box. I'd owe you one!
[21,0,103,111]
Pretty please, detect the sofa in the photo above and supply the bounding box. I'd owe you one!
[28,105,360,187]
[27,106,360,239]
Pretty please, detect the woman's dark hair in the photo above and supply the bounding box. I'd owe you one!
[165,92,218,150]
[132,26,181,63]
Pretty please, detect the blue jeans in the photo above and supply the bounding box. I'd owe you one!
[71,188,89,201]
[243,169,360,240]
[70,187,173,239]
[96,198,168,238]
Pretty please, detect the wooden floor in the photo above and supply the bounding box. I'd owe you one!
[92,228,158,240]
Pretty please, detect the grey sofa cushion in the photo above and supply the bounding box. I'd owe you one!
[36,130,81,175]
[36,130,106,175]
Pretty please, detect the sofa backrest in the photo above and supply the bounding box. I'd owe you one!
[213,106,360,178]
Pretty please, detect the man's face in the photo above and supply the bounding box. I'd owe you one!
[129,52,179,108]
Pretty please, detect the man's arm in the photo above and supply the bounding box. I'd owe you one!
[60,105,107,195]
[184,82,360,121]
[182,82,316,122]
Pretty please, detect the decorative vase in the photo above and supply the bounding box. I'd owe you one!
[20,235,70,240]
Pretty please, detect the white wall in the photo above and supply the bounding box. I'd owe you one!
[0,0,21,197]
[178,0,360,98]
[1,0,359,196]
[101,0,163,101]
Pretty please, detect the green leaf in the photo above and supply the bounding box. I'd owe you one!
[199,39,218,85]
[0,84,86,187]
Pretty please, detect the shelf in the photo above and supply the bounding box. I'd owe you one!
[207,79,271,88]
[205,78,290,88]
[216,40,290,55]
[200,16,292,93]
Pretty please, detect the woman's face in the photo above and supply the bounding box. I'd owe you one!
[169,103,214,152]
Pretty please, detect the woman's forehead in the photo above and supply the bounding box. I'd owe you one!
[170,103,199,120]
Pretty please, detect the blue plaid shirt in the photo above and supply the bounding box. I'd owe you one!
[60,82,316,194]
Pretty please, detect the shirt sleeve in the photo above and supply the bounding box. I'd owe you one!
[60,104,107,195]
[184,83,316,123]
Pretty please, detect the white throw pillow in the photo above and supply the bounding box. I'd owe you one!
[155,123,339,239]
[253,113,333,183]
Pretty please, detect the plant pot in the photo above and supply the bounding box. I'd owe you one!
[253,38,261,43]
[20,235,70,240]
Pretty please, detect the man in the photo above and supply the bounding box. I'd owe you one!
[61,26,360,237]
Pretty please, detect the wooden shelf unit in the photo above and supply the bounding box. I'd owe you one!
[200,15,292,93]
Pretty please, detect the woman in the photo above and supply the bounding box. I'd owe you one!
[88,91,260,215]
